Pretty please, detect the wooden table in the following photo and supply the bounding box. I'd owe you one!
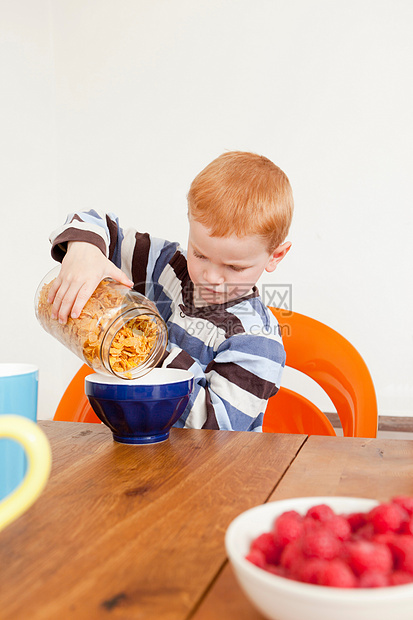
[1,423,413,620]
[0,421,304,620]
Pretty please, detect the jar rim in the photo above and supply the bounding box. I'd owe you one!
[100,307,168,379]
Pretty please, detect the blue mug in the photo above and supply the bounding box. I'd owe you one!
[0,364,39,500]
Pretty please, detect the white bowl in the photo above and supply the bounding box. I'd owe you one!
[225,496,413,620]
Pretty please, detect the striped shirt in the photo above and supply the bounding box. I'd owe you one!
[50,210,286,432]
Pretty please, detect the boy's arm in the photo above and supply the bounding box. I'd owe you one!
[48,242,133,323]
[49,209,181,324]
[48,211,133,323]
[165,330,285,432]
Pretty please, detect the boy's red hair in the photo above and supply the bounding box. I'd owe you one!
[187,151,294,251]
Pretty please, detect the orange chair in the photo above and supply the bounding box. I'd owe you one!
[263,307,378,437]
[54,364,100,423]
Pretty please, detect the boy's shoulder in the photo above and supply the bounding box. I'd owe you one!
[189,292,281,344]
[227,295,282,341]
[214,296,286,365]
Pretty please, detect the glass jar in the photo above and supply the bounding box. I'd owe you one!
[35,266,168,379]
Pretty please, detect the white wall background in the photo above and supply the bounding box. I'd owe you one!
[1,0,412,420]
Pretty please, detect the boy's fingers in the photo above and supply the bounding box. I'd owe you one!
[47,275,62,306]
[47,253,133,324]
[50,281,70,321]
[57,299,74,324]
[54,284,79,324]
[108,264,134,288]
[70,282,99,319]
[51,278,89,324]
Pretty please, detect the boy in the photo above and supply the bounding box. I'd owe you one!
[48,151,294,431]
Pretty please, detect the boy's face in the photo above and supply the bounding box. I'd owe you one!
[187,219,290,306]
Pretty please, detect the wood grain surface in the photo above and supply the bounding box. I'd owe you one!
[0,421,305,620]
[192,435,413,620]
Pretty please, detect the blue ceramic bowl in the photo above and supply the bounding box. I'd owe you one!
[85,369,194,445]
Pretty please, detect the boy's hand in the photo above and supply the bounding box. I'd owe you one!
[47,242,134,324]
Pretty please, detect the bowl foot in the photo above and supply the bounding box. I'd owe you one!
[112,431,170,445]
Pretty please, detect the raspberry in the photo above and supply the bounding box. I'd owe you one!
[388,535,413,573]
[301,527,341,560]
[345,540,393,576]
[275,509,301,521]
[318,559,357,588]
[373,532,398,550]
[245,548,266,568]
[392,496,413,516]
[346,512,367,533]
[390,570,413,586]
[302,517,323,534]
[325,515,352,541]
[358,571,390,588]
[353,523,375,540]
[368,502,406,534]
[250,532,281,565]
[400,515,413,536]
[287,557,307,581]
[264,564,286,577]
[279,539,303,571]
[306,504,335,523]
[273,510,303,548]
[298,558,329,584]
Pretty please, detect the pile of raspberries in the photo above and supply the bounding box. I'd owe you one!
[246,497,413,588]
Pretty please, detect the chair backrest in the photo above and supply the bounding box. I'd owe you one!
[54,364,100,423]
[263,307,378,438]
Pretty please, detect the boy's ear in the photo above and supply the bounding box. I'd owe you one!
[265,242,292,273]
